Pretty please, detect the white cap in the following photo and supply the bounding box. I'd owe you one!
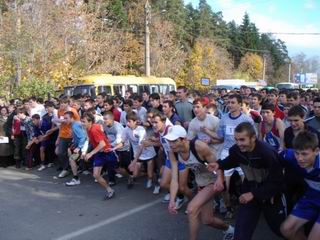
[164,125,187,141]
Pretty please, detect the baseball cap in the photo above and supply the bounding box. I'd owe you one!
[164,125,187,141]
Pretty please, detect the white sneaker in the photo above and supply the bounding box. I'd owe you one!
[115,173,123,178]
[153,185,160,194]
[37,165,46,171]
[223,225,234,240]
[65,178,80,186]
[82,170,90,175]
[175,197,185,210]
[58,170,69,178]
[47,163,54,168]
[162,193,170,203]
[146,179,152,189]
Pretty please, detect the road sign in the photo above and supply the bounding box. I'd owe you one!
[294,73,318,84]
[201,77,210,86]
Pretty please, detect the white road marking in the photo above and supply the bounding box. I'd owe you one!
[54,198,162,240]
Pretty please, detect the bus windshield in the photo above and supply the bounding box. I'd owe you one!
[73,85,94,96]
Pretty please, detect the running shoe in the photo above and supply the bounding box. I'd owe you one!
[162,193,170,203]
[115,173,123,178]
[47,163,54,168]
[175,197,185,210]
[153,185,160,194]
[127,175,134,189]
[37,165,46,171]
[223,225,234,240]
[82,170,91,175]
[103,190,115,200]
[146,179,153,189]
[58,170,69,178]
[65,178,80,186]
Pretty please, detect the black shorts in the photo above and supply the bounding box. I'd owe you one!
[116,150,131,169]
[137,157,154,163]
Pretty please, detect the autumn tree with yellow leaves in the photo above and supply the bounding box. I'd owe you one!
[176,39,232,91]
[238,53,263,81]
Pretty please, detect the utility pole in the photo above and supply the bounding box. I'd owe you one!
[145,0,151,77]
[262,54,266,82]
[288,62,291,83]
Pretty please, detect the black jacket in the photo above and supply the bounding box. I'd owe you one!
[217,140,284,201]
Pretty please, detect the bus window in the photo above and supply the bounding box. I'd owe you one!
[159,85,169,94]
[138,85,148,94]
[150,85,159,93]
[73,85,94,96]
[113,85,125,96]
[128,85,138,93]
[168,85,175,92]
[97,86,112,95]
[64,86,74,96]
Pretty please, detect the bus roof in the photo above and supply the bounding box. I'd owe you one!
[75,74,176,86]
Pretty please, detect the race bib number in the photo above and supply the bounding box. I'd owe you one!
[225,125,235,135]
[20,126,26,131]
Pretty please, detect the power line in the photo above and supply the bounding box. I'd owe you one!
[262,32,320,35]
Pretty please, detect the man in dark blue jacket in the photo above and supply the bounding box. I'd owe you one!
[208,122,286,240]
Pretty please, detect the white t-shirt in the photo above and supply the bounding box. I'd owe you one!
[121,126,156,160]
[30,104,46,118]
[188,114,221,153]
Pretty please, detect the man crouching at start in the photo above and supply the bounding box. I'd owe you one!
[165,125,234,240]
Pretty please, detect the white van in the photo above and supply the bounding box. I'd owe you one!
[275,82,299,89]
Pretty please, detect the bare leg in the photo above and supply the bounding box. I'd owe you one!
[178,168,193,200]
[69,159,78,176]
[40,146,45,164]
[93,166,112,192]
[280,215,308,240]
[308,222,320,240]
[160,166,172,190]
[187,185,228,240]
[147,159,154,182]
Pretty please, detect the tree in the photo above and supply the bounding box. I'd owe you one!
[238,53,263,81]
[176,38,232,91]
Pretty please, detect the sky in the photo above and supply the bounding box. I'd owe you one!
[185,0,320,58]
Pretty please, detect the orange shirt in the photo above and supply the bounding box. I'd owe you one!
[58,107,80,139]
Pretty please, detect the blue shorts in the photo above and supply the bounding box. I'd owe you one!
[291,194,320,224]
[93,151,118,168]
[165,159,186,171]
[40,140,53,148]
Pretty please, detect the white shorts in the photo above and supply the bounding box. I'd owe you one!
[220,149,244,177]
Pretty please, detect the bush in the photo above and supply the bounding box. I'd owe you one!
[12,78,56,99]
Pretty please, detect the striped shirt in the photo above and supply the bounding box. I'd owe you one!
[217,112,255,151]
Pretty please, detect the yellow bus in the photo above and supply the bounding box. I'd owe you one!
[63,74,176,98]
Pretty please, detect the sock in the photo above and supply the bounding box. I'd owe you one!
[73,175,79,180]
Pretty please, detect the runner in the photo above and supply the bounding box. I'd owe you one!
[280,131,320,240]
[165,125,234,240]
[208,122,286,240]
[103,111,133,188]
[64,111,88,186]
[120,112,157,190]
[81,112,117,200]
[259,103,285,152]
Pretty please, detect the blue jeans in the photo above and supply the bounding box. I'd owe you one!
[57,138,72,170]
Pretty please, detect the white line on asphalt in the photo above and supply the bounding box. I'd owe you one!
[54,198,163,240]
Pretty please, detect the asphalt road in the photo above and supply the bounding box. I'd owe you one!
[0,167,282,240]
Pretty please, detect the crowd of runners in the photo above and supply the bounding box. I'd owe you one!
[0,85,319,240]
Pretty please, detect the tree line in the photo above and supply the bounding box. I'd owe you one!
[0,0,315,97]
